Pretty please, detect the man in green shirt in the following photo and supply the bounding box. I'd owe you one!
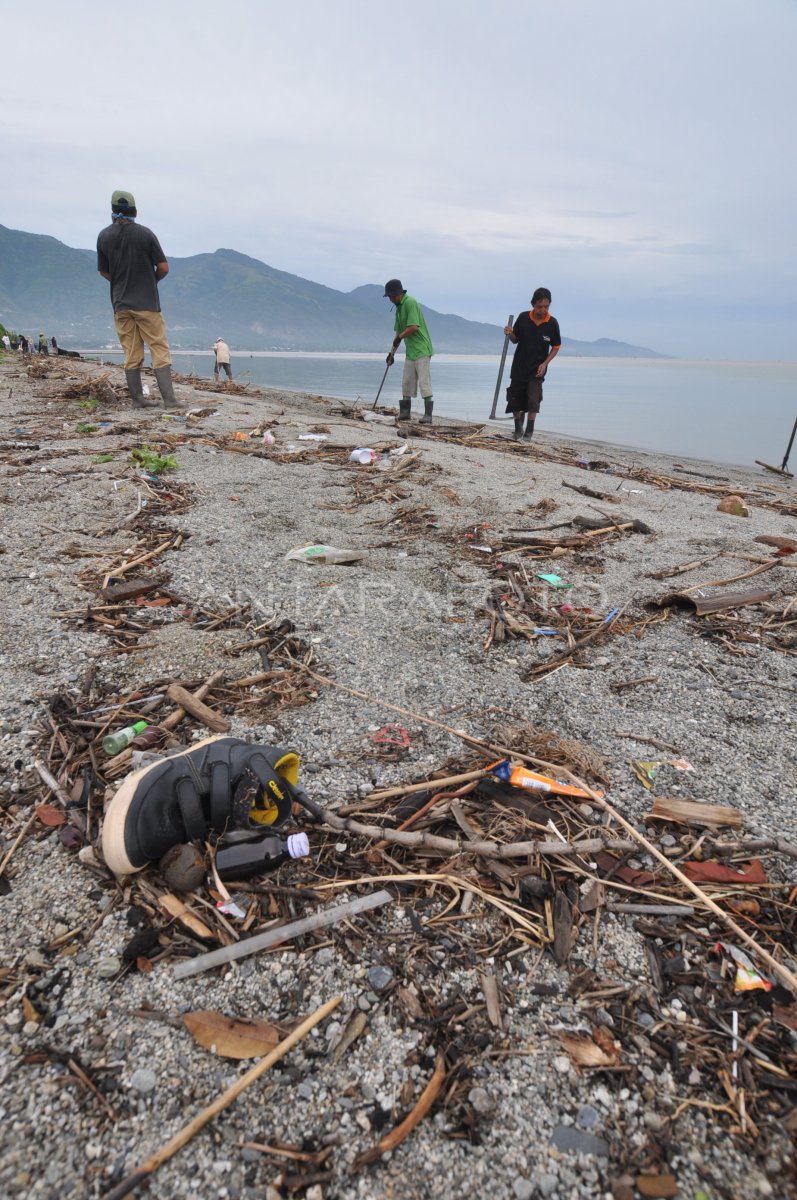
[384,279,435,424]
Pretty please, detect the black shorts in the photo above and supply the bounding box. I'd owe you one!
[505,377,543,414]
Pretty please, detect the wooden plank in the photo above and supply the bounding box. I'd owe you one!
[647,796,742,830]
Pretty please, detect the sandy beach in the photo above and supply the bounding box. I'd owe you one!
[0,354,795,1200]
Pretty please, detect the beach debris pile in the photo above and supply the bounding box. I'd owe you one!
[8,703,796,1194]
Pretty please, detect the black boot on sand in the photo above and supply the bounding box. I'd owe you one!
[522,418,536,441]
[125,368,158,408]
[398,397,412,421]
[419,397,434,425]
[153,365,185,410]
[512,415,525,441]
[101,737,301,876]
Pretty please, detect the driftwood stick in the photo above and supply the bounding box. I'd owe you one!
[301,796,635,859]
[680,559,778,593]
[709,837,797,861]
[227,670,280,688]
[355,1052,446,1169]
[525,603,628,677]
[611,675,659,692]
[612,730,681,753]
[102,537,175,581]
[104,996,342,1200]
[33,758,73,807]
[173,889,393,980]
[365,768,491,802]
[165,683,230,733]
[649,552,723,580]
[0,809,40,878]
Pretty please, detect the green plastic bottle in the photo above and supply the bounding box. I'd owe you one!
[102,720,148,755]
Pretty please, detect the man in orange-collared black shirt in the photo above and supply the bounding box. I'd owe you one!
[504,287,561,441]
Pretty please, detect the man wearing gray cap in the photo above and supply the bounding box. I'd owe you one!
[384,279,435,424]
[96,190,182,409]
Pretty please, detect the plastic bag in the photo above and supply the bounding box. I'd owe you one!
[285,544,365,565]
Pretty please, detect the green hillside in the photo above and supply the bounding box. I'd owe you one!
[0,224,666,356]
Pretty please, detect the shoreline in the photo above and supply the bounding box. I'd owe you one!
[0,355,795,1199]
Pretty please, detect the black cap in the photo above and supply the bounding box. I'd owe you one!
[383,278,404,297]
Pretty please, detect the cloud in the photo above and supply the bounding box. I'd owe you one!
[1,0,795,357]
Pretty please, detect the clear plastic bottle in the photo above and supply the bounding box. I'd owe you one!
[102,720,149,755]
[215,832,310,881]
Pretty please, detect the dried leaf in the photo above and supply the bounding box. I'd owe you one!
[636,1174,679,1198]
[725,897,761,917]
[183,1009,281,1059]
[772,1002,797,1032]
[330,1010,368,1065]
[591,1025,619,1059]
[136,956,154,974]
[158,892,215,940]
[36,804,65,827]
[558,1030,618,1068]
[22,995,40,1023]
[397,986,424,1020]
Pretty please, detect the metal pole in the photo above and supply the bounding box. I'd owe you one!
[372,359,392,410]
[780,413,797,472]
[489,314,514,420]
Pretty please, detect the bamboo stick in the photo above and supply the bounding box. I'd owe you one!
[364,767,491,802]
[104,996,341,1200]
[680,559,778,593]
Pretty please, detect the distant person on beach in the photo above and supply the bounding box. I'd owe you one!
[96,189,181,410]
[19,335,28,353]
[51,336,58,352]
[38,331,49,355]
[213,337,233,380]
[504,288,561,442]
[384,278,435,424]
[1,334,10,353]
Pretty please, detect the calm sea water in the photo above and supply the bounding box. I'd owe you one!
[92,350,797,468]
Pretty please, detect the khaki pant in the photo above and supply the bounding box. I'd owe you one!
[114,309,171,369]
[401,355,432,398]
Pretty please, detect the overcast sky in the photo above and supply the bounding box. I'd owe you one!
[2,0,795,358]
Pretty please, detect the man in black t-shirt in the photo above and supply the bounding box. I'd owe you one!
[504,287,561,441]
[97,190,182,409]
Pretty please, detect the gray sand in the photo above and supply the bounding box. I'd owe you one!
[0,356,794,1199]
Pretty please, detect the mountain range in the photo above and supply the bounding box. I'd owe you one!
[0,223,666,357]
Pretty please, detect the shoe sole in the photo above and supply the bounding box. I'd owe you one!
[101,735,225,876]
